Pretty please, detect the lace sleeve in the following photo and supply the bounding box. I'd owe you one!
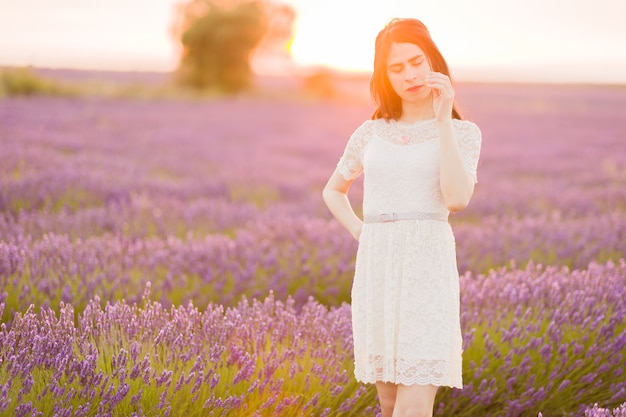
[336,120,372,180]
[456,121,482,183]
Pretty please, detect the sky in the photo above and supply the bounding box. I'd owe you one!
[1,0,625,84]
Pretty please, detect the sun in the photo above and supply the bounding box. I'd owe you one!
[287,1,395,73]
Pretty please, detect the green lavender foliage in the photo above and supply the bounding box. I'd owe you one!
[0,67,78,97]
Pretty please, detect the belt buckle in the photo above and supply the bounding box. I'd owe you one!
[379,213,397,222]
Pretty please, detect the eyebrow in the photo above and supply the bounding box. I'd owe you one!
[388,54,425,67]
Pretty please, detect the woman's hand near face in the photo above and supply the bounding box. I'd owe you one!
[425,72,455,121]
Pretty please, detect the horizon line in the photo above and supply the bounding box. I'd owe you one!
[2,63,626,87]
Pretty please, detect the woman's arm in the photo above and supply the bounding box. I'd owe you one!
[425,71,475,212]
[438,120,475,212]
[322,169,363,241]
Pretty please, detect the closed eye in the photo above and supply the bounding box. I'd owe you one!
[388,54,425,73]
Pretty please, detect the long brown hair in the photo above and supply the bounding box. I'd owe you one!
[370,18,462,121]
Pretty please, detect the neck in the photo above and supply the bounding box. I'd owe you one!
[399,96,435,123]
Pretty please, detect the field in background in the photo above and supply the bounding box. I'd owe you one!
[1,70,625,416]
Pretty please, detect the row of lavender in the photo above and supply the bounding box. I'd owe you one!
[2,262,624,416]
[2,89,625,221]
[2,209,625,316]
[1,83,626,415]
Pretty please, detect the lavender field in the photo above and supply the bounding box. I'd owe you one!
[1,78,625,416]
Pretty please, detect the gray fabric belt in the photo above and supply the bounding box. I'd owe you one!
[363,212,449,223]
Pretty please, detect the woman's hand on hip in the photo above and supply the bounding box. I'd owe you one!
[351,222,363,242]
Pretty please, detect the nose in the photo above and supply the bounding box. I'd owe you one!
[405,68,418,81]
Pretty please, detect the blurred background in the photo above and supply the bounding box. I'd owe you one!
[1,0,626,95]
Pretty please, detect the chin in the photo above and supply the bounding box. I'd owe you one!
[402,93,429,104]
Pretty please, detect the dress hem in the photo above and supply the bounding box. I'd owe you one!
[355,375,463,390]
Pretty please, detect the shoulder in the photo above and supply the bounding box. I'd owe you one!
[452,119,481,133]
[351,119,381,137]
[348,119,382,146]
[452,119,482,142]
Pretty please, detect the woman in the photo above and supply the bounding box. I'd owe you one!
[322,18,482,417]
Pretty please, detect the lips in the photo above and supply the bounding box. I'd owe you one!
[406,85,423,93]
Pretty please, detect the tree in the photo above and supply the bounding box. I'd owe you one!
[172,0,295,92]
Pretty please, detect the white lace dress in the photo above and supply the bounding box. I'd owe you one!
[336,117,481,388]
